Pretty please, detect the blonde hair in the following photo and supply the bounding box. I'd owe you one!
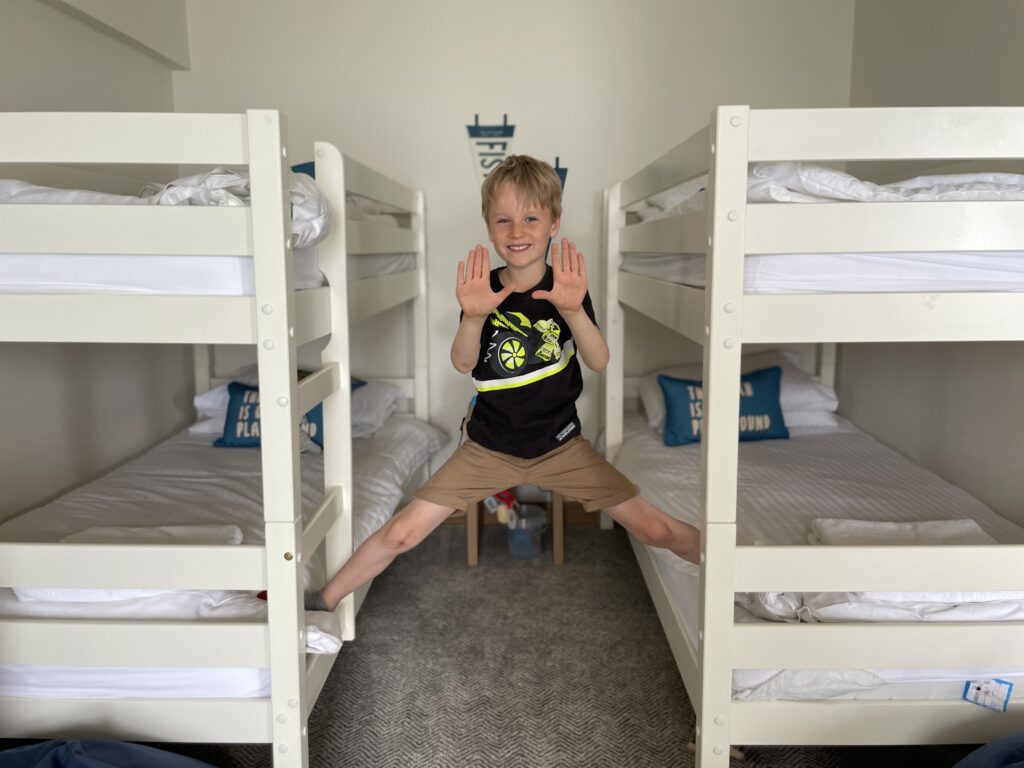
[481,155,562,222]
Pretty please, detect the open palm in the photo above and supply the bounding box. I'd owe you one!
[456,245,513,318]
[532,239,587,313]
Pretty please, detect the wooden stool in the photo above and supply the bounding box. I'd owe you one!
[467,493,565,566]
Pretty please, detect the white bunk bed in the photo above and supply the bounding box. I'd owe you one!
[0,110,432,767]
[603,106,1024,766]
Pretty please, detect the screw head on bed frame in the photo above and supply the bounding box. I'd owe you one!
[730,116,742,127]
[284,551,294,561]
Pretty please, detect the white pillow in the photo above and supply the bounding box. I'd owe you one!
[638,350,838,433]
[351,380,404,436]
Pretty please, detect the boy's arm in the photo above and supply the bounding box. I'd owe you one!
[532,239,609,372]
[451,245,514,374]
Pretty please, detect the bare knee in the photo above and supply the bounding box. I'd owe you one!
[631,517,675,548]
[381,516,423,553]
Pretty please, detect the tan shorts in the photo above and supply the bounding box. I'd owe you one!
[414,437,638,513]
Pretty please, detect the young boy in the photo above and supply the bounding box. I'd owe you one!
[312,155,700,612]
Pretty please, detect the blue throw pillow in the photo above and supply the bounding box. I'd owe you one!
[657,366,789,447]
[215,382,324,448]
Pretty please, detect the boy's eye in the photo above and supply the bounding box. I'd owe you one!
[526,216,538,222]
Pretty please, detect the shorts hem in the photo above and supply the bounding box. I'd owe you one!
[413,489,471,513]
[581,485,640,513]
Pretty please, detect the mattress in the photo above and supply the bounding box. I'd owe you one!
[623,163,1024,293]
[612,414,1024,700]
[620,250,1024,293]
[0,415,447,698]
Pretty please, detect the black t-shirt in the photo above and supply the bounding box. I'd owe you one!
[465,265,597,459]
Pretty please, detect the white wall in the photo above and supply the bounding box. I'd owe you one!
[174,0,856,464]
[842,0,1024,522]
[0,0,194,518]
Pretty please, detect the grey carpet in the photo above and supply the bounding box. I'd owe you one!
[17,524,982,767]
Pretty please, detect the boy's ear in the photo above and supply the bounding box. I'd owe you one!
[549,217,561,237]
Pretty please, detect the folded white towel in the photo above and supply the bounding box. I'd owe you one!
[808,518,996,546]
[13,525,245,603]
[304,610,343,654]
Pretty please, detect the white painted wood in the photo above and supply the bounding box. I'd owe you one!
[247,109,309,768]
[746,201,1024,254]
[0,112,248,165]
[305,652,337,713]
[302,486,341,556]
[0,205,251,255]
[620,125,710,207]
[732,700,1024,745]
[735,544,1024,592]
[750,106,1024,162]
[0,619,268,667]
[619,207,706,254]
[412,190,430,422]
[293,287,333,345]
[0,542,264,589]
[0,295,258,344]
[734,622,1024,670]
[346,219,418,255]
[0,697,273,743]
[604,186,625,465]
[315,141,356,643]
[816,343,836,389]
[348,269,421,322]
[743,292,1024,343]
[297,363,339,415]
[618,272,705,345]
[193,344,212,396]
[342,154,419,213]
[695,105,749,768]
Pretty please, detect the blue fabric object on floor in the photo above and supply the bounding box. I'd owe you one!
[954,733,1024,768]
[0,739,215,767]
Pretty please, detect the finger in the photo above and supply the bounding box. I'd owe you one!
[550,241,559,271]
[497,283,515,300]
[477,245,488,280]
[577,250,587,281]
[561,238,570,272]
[457,260,466,288]
[532,290,550,301]
[567,241,578,274]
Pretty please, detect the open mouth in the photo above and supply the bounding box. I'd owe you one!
[506,243,532,253]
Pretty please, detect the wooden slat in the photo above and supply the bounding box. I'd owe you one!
[306,649,339,711]
[0,205,252,255]
[302,487,342,556]
[746,200,1024,255]
[618,272,705,344]
[343,155,418,212]
[0,112,249,165]
[297,363,340,415]
[0,696,272,743]
[735,545,1024,592]
[619,206,707,254]
[346,219,418,255]
[0,295,258,343]
[742,292,1024,343]
[348,269,420,322]
[750,107,1024,162]
[733,622,1024,670]
[621,125,710,207]
[0,543,266,590]
[294,287,333,345]
[733,700,1024,746]
[0,619,267,667]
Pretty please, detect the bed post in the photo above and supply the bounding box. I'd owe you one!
[192,344,212,396]
[602,184,624,530]
[315,142,356,642]
[816,342,837,389]
[413,189,430,424]
[695,105,749,768]
[248,109,309,768]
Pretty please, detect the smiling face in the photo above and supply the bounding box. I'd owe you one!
[485,182,560,271]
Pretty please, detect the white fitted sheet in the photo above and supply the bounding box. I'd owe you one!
[613,415,1024,700]
[0,415,447,698]
[620,250,1024,293]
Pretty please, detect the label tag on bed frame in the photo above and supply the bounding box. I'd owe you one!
[962,679,1014,712]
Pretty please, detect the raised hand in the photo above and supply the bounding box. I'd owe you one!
[456,245,514,319]
[532,239,587,313]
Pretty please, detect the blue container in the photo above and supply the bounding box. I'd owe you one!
[508,504,547,559]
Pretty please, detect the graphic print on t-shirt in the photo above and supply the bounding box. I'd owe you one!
[477,308,576,390]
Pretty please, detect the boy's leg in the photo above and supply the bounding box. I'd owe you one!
[320,498,454,611]
[603,495,701,564]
